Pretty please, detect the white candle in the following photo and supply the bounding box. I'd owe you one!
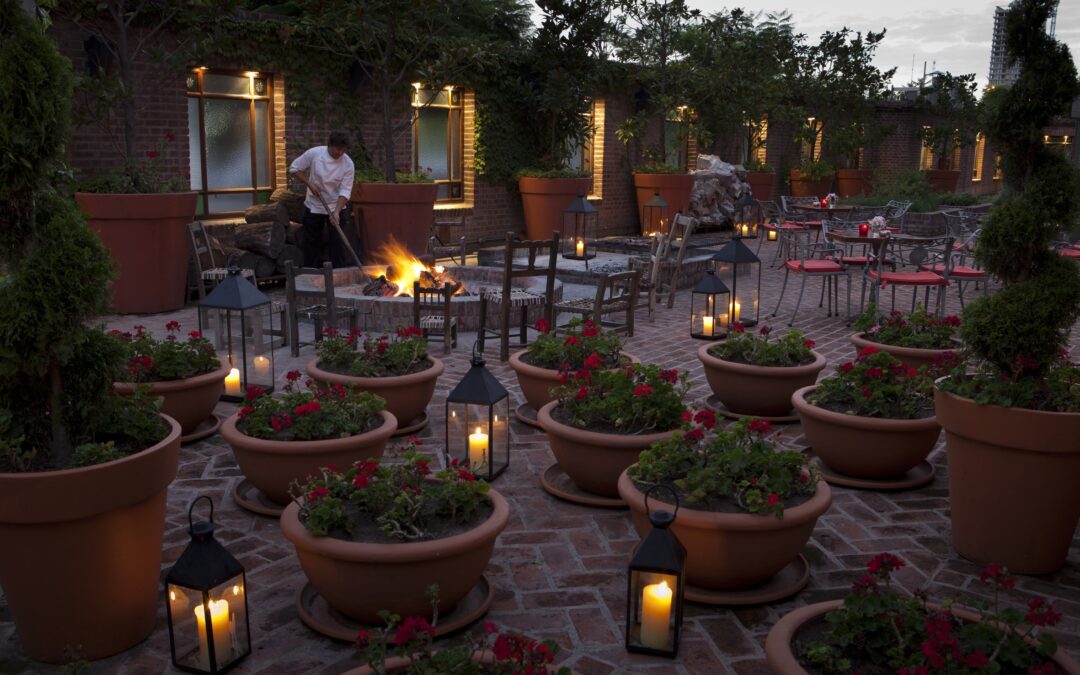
[732,302,741,322]
[768,229,778,241]
[253,356,269,378]
[702,315,714,336]
[468,426,488,471]
[640,580,673,650]
[224,368,241,396]
[195,598,232,666]
[575,239,585,256]
[720,312,729,327]
[740,224,749,236]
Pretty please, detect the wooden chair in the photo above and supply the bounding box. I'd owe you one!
[284,261,359,357]
[412,280,457,353]
[554,270,640,336]
[429,214,468,266]
[629,232,670,321]
[477,232,559,361]
[187,221,255,299]
[656,213,698,308]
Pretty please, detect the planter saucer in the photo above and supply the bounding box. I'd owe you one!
[180,413,223,444]
[814,458,935,491]
[232,478,286,517]
[705,396,800,424]
[540,463,627,509]
[514,402,543,429]
[686,554,809,606]
[296,576,493,642]
[392,412,428,437]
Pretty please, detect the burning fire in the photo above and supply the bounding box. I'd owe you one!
[366,237,461,297]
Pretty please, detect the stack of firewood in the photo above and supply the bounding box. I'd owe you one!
[214,189,308,278]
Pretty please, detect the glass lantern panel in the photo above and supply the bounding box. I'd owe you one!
[628,570,678,652]
[713,262,760,326]
[691,293,727,337]
[198,305,275,395]
[642,207,668,238]
[446,401,509,478]
[169,575,248,672]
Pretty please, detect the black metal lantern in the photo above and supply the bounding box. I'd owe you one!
[711,238,762,328]
[166,497,251,673]
[733,192,761,239]
[626,486,686,658]
[445,344,510,480]
[690,271,730,340]
[198,268,276,401]
[562,194,598,266]
[641,192,669,237]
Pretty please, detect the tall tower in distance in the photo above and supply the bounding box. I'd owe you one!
[989,0,1059,86]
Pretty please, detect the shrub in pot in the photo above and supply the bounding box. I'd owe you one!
[850,305,961,371]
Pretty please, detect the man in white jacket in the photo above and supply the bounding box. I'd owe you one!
[289,130,356,267]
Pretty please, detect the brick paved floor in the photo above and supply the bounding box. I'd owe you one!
[2,235,1078,674]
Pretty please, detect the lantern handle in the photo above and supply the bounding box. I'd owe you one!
[470,340,485,367]
[644,484,680,522]
[188,495,215,530]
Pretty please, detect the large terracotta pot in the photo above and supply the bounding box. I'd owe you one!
[849,333,955,373]
[632,172,696,235]
[538,401,678,498]
[745,171,776,201]
[306,356,444,431]
[342,651,569,675]
[924,169,960,193]
[934,386,1080,574]
[113,358,228,436]
[788,171,834,199]
[350,182,438,261]
[518,177,592,240]
[835,169,872,198]
[280,485,509,623]
[221,410,397,504]
[0,416,181,663]
[765,600,1080,675]
[698,344,827,417]
[792,386,941,479]
[76,191,197,314]
[508,350,639,413]
[618,471,831,590]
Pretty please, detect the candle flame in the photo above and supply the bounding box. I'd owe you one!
[169,590,176,602]
[233,585,240,595]
[474,426,481,435]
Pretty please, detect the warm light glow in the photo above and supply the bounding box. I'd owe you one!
[702,315,714,336]
[225,368,241,396]
[576,239,585,256]
[244,71,259,78]
[195,599,232,666]
[170,590,176,602]
[768,230,778,241]
[232,585,241,596]
[468,426,488,471]
[640,580,673,650]
[731,301,741,322]
[368,236,460,297]
[253,355,270,378]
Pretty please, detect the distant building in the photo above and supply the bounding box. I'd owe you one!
[989,0,1059,86]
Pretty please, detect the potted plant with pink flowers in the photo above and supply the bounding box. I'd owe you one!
[850,305,961,371]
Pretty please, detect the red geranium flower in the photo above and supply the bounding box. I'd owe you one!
[633,384,653,397]
[534,319,550,334]
[748,418,771,434]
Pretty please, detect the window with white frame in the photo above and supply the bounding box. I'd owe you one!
[412,85,464,202]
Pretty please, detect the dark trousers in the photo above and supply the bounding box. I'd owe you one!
[300,206,360,268]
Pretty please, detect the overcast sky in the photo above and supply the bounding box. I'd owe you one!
[686,0,1080,86]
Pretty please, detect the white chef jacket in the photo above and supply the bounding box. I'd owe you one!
[289,146,355,215]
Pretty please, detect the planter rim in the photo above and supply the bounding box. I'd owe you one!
[933,381,1080,454]
[307,356,444,388]
[221,409,397,455]
[850,333,956,359]
[537,401,678,447]
[618,469,831,532]
[632,172,695,181]
[698,344,827,378]
[352,182,439,199]
[74,190,198,198]
[280,484,510,563]
[508,349,639,378]
[113,358,229,395]
[792,385,939,432]
[517,176,593,193]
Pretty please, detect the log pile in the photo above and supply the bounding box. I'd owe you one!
[688,154,751,230]
[223,191,310,277]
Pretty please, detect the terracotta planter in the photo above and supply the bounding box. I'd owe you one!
[788,171,834,199]
[849,333,955,373]
[306,356,444,431]
[924,169,960,193]
[518,177,592,240]
[745,171,776,201]
[76,191,197,314]
[113,358,228,436]
[342,650,568,675]
[698,344,827,417]
[0,416,181,663]
[934,386,1080,574]
[618,471,831,590]
[835,169,872,198]
[280,485,509,623]
[538,401,678,498]
[633,172,695,235]
[508,350,639,412]
[765,600,1080,675]
[350,182,438,261]
[792,386,940,479]
[221,410,397,504]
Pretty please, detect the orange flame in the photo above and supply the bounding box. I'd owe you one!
[368,236,456,297]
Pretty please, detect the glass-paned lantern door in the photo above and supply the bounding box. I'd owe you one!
[690,271,729,340]
[641,192,669,237]
[446,401,509,480]
[168,576,249,672]
[563,194,598,262]
[711,239,762,328]
[627,569,680,654]
[198,270,276,401]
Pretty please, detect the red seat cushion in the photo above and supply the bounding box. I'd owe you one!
[869,270,948,286]
[841,256,871,266]
[778,221,807,230]
[1059,248,1080,259]
[920,263,986,278]
[786,259,843,273]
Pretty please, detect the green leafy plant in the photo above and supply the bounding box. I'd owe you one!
[237,372,385,442]
[515,166,591,180]
[631,416,817,517]
[291,444,490,542]
[631,161,685,175]
[551,363,689,435]
[801,553,1063,674]
[316,326,429,378]
[807,347,935,419]
[916,71,980,172]
[524,318,623,371]
[744,158,773,173]
[852,306,961,350]
[708,324,817,367]
[356,165,436,185]
[793,157,834,181]
[110,321,219,382]
[75,132,187,194]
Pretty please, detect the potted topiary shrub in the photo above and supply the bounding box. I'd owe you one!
[307,326,444,436]
[0,4,180,662]
[849,305,961,371]
[765,553,1080,674]
[620,416,830,603]
[933,0,1080,575]
[792,347,942,489]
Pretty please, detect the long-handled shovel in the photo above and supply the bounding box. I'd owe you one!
[315,192,363,268]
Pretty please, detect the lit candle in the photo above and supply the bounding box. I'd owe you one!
[859,223,869,237]
[576,239,585,257]
[720,312,729,327]
[732,301,741,322]
[740,224,749,236]
[224,368,241,396]
[195,598,232,667]
[702,315,714,336]
[768,229,778,241]
[253,355,270,378]
[468,426,488,471]
[640,580,673,650]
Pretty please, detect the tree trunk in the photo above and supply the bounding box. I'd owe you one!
[233,221,286,258]
[382,80,397,182]
[275,244,305,273]
[226,248,277,279]
[244,202,289,227]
